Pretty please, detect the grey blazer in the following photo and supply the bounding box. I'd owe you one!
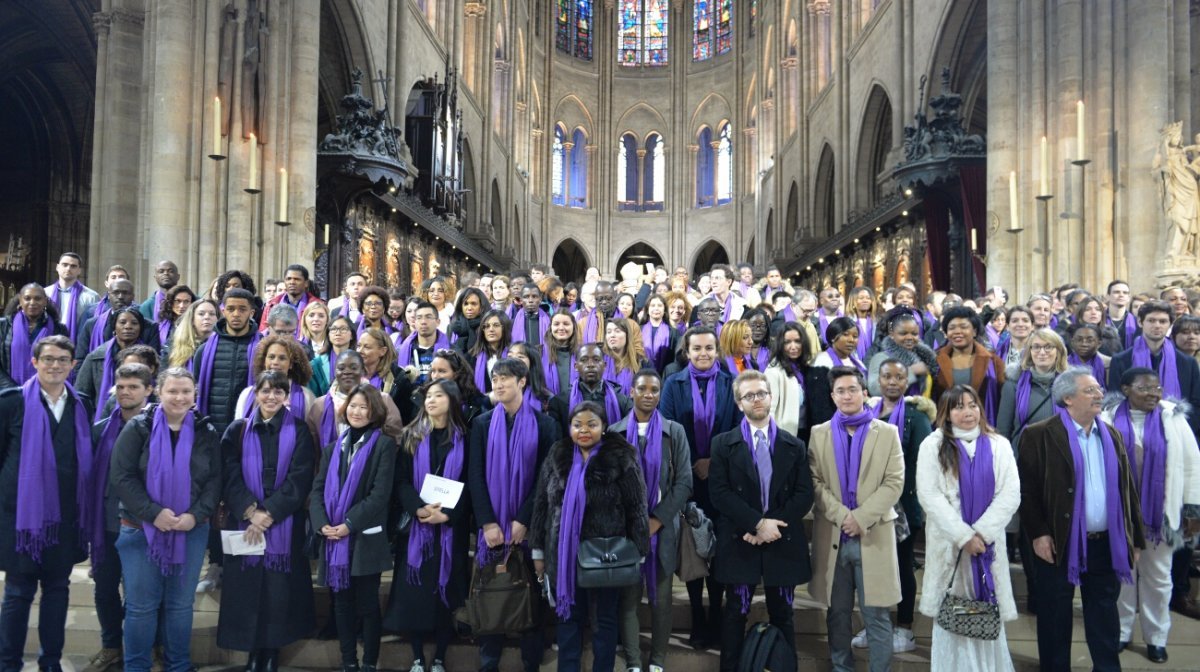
[609,414,693,574]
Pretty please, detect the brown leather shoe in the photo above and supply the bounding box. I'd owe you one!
[82,648,122,672]
[1169,595,1200,620]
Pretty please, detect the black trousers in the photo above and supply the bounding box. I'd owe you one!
[1033,536,1121,672]
[896,532,916,626]
[718,584,794,672]
[1171,545,1193,599]
[332,574,383,667]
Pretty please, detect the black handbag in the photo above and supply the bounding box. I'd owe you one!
[458,546,535,636]
[935,549,1001,640]
[576,536,642,588]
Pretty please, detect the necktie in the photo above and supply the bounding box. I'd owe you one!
[753,429,771,511]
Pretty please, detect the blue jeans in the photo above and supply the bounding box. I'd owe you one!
[0,550,75,672]
[116,524,208,672]
[557,586,619,672]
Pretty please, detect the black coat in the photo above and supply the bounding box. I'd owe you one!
[0,386,90,573]
[217,411,316,651]
[378,363,417,425]
[384,427,472,631]
[109,405,222,527]
[547,379,633,438]
[0,315,69,390]
[309,430,397,580]
[529,433,651,585]
[708,426,814,587]
[191,318,260,434]
[658,367,743,514]
[467,405,559,530]
[1108,343,1200,434]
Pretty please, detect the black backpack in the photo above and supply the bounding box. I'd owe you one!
[737,622,797,672]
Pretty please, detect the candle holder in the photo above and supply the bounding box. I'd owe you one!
[274,219,291,227]
[244,186,262,195]
[209,152,227,161]
[1071,158,1091,167]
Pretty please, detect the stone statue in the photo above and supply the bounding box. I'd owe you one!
[241,0,268,140]
[1153,121,1199,261]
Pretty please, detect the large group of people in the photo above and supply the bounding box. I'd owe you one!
[1,253,1199,672]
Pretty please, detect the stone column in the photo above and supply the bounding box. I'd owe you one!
[985,0,1020,293]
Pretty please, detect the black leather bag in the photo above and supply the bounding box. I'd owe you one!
[458,546,535,636]
[576,536,642,588]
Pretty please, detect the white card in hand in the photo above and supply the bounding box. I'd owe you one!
[221,529,266,556]
[419,474,464,509]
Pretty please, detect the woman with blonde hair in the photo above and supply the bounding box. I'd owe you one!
[419,277,455,332]
[167,299,219,369]
[847,286,879,361]
[357,326,416,424]
[718,319,755,375]
[301,300,331,357]
[601,318,647,396]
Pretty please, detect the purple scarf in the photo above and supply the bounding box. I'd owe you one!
[555,442,597,618]
[720,293,737,323]
[1014,370,1035,428]
[985,324,1002,351]
[151,289,166,322]
[473,347,507,392]
[281,294,311,338]
[89,307,113,351]
[855,318,875,361]
[625,410,662,601]
[479,402,539,565]
[1108,313,1138,349]
[871,396,906,428]
[143,406,194,575]
[1068,353,1107,392]
[825,347,867,377]
[10,312,55,383]
[157,319,172,348]
[753,346,771,372]
[407,427,465,605]
[983,356,1000,426]
[93,339,121,422]
[603,357,636,396]
[196,330,260,415]
[47,282,82,341]
[323,429,382,591]
[396,330,451,368]
[579,309,602,342]
[16,378,94,563]
[92,407,130,566]
[318,395,339,447]
[570,379,622,425]
[512,309,551,343]
[1058,409,1133,585]
[541,344,570,396]
[1113,401,1168,545]
[818,309,843,341]
[241,381,306,419]
[686,363,720,458]
[956,434,998,603]
[240,410,298,570]
[642,321,671,371]
[831,409,874,541]
[723,354,753,375]
[1132,338,1181,399]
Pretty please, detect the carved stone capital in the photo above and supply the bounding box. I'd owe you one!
[761,99,775,111]
[494,60,511,73]
[92,11,112,35]
[111,8,146,27]
[781,57,799,70]
[464,2,487,18]
[807,1,831,16]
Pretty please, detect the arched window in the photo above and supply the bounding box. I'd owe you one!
[618,133,639,208]
[693,0,732,61]
[696,124,732,208]
[569,128,589,208]
[716,123,733,204]
[645,133,664,209]
[552,126,567,206]
[556,0,593,60]
[696,127,714,207]
[618,0,669,67]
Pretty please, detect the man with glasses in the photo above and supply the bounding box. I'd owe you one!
[808,366,903,672]
[1108,300,1200,434]
[1019,367,1144,671]
[0,335,96,672]
[709,370,813,672]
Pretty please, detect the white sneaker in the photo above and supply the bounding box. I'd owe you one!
[429,662,445,672]
[851,628,868,648]
[409,662,425,672]
[892,627,916,653]
[649,666,664,672]
[195,563,222,592]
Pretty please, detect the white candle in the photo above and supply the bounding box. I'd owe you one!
[277,168,288,221]
[1040,135,1049,195]
[1009,170,1019,231]
[248,133,258,190]
[213,97,222,156]
[324,224,330,246]
[1076,100,1086,160]
[971,227,978,251]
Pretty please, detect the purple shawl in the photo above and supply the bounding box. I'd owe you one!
[511,309,551,343]
[318,395,338,447]
[570,379,622,426]
[603,356,635,396]
[625,410,663,601]
[831,409,874,541]
[323,429,382,591]
[855,318,875,361]
[956,434,998,603]
[479,402,539,565]
[1133,338,1181,399]
[16,378,95,563]
[92,407,129,566]
[871,396,906,428]
[46,282,82,341]
[10,312,55,383]
[641,321,671,371]
[196,330,260,415]
[89,307,112,351]
[1068,353,1107,392]
[555,442,596,618]
[1113,401,1168,545]
[240,410,298,570]
[143,406,194,575]
[396,330,451,368]
[408,427,465,605]
[686,363,720,458]
[1058,409,1133,585]
[825,347,867,377]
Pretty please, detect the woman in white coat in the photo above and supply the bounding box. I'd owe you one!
[1101,367,1200,664]
[917,384,1020,671]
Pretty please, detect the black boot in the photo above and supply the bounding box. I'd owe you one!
[260,649,279,672]
[244,651,260,672]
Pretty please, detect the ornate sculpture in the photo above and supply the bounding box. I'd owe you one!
[1153,121,1200,263]
[899,69,985,165]
[320,69,413,178]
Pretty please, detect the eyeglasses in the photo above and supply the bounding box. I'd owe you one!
[329,326,351,333]
[739,391,770,402]
[1028,343,1056,352]
[1080,386,1104,395]
[38,356,72,366]
[362,300,384,308]
[1132,385,1164,393]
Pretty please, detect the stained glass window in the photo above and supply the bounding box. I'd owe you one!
[552,126,566,206]
[619,0,669,67]
[697,127,714,207]
[556,0,593,60]
[716,123,733,204]
[693,0,732,61]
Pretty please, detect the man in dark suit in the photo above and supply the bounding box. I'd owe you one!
[467,358,558,672]
[709,369,814,672]
[547,343,632,436]
[1108,300,1200,434]
[1019,366,1145,672]
[659,325,743,648]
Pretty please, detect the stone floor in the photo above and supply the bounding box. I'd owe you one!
[4,558,1200,671]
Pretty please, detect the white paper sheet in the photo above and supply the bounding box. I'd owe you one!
[419,474,465,509]
[221,529,266,556]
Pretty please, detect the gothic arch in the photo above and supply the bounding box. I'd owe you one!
[552,94,595,139]
[854,84,894,209]
[690,239,731,277]
[690,92,734,137]
[927,0,986,135]
[813,144,836,237]
[615,102,668,140]
[551,237,591,284]
[785,181,800,241]
[615,241,665,273]
[490,179,503,245]
[319,0,377,134]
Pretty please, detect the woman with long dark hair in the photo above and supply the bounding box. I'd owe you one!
[543,310,579,396]
[468,310,512,396]
[448,287,487,352]
[639,294,679,374]
[764,321,815,440]
[310,315,358,397]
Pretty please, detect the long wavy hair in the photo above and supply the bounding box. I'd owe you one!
[401,379,468,455]
[934,384,996,476]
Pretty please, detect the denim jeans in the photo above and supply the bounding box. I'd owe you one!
[557,586,619,672]
[93,531,125,649]
[116,524,208,672]
[0,549,75,672]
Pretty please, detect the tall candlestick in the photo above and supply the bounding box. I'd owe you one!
[1009,170,1019,231]
[210,97,225,160]
[324,224,330,246]
[247,133,259,193]
[1076,100,1086,160]
[971,227,978,251]
[1040,135,1049,195]
[277,168,288,222]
